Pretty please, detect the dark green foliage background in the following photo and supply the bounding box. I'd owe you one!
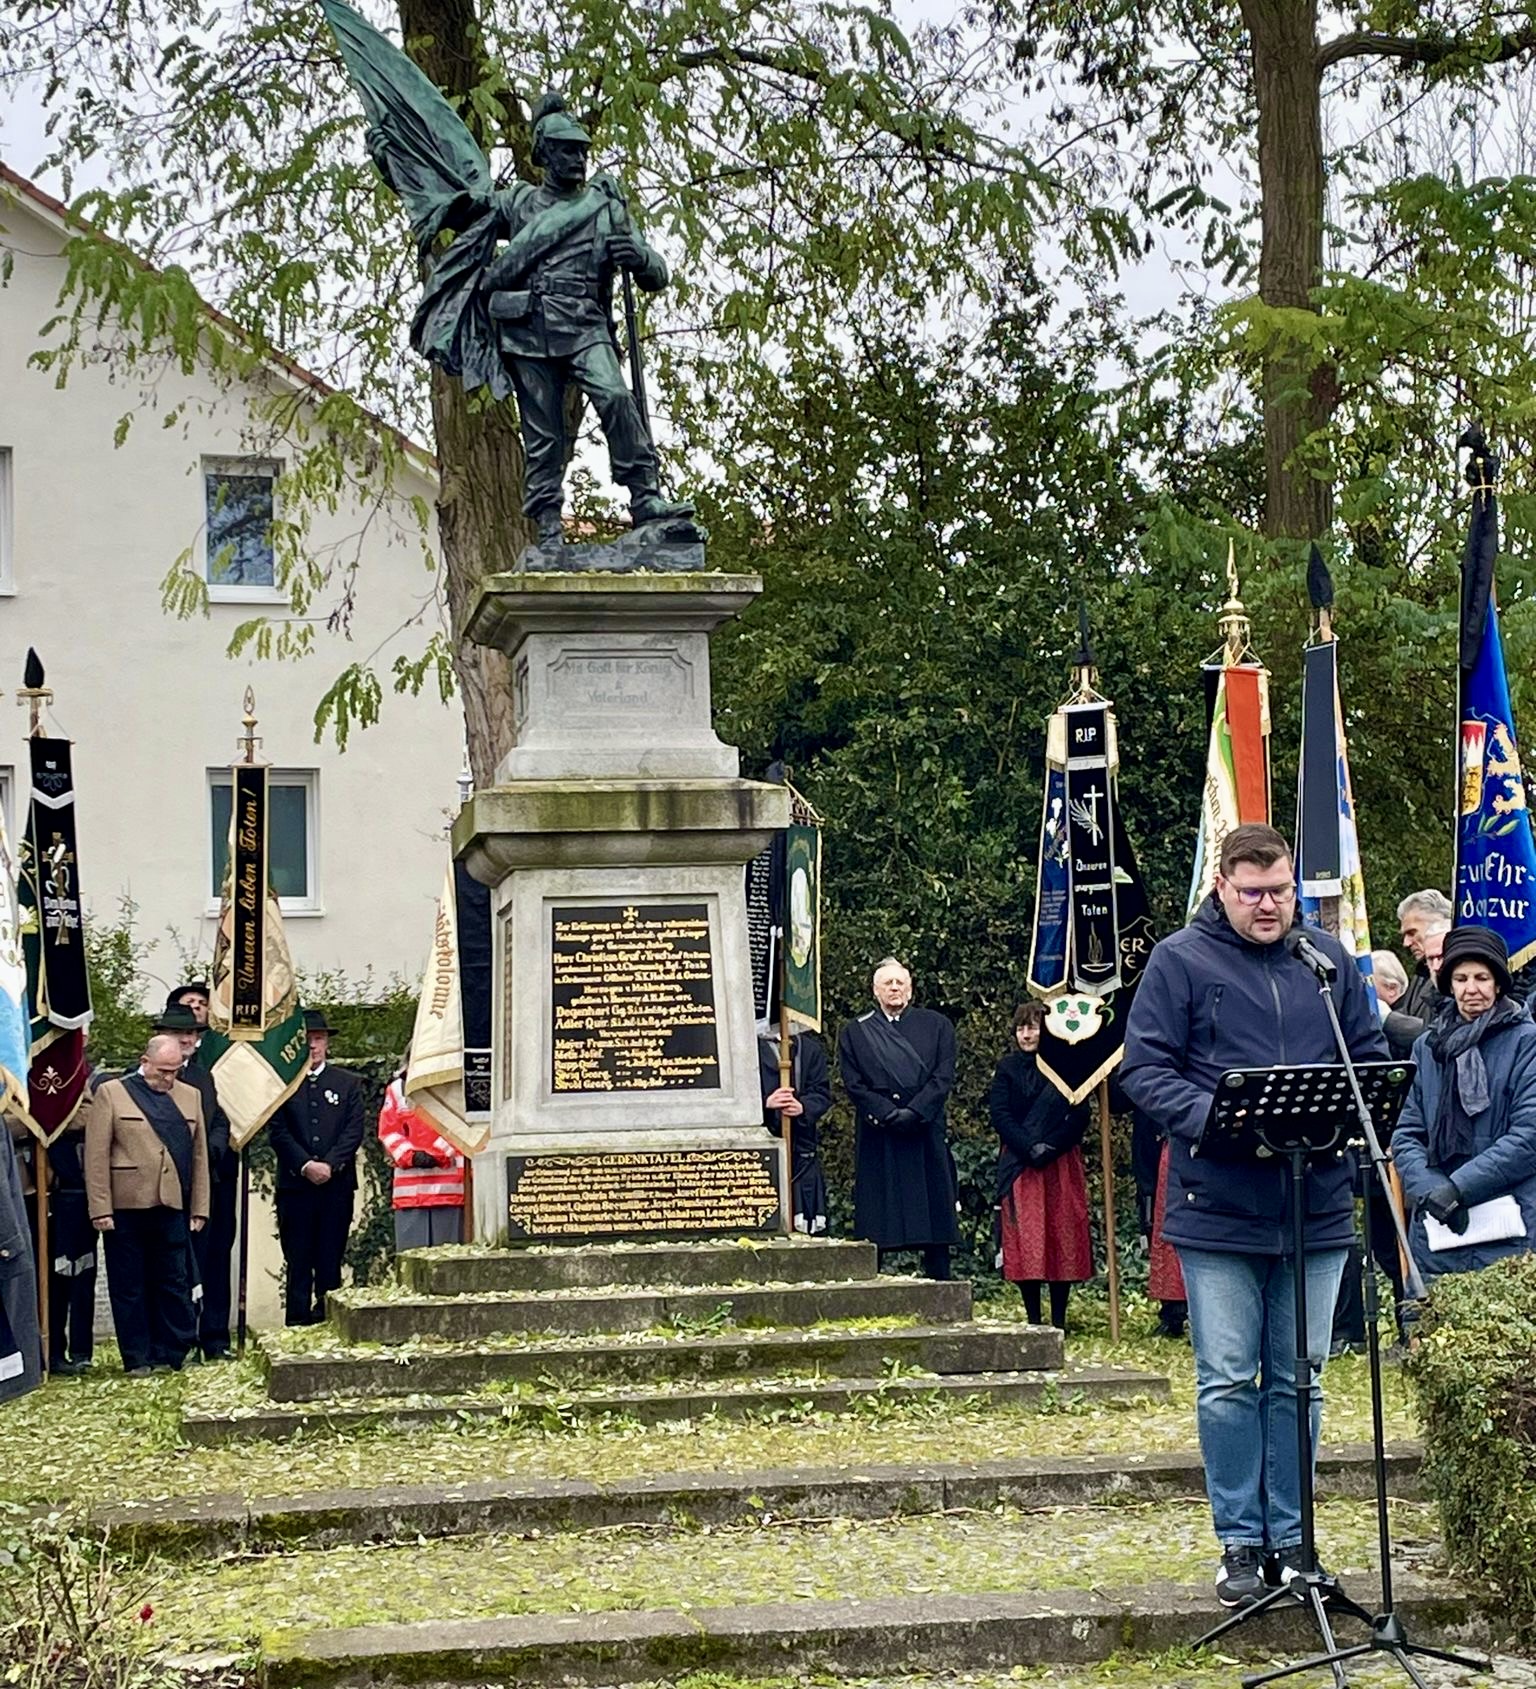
[703,307,1475,1279]
[1408,1252,1536,1635]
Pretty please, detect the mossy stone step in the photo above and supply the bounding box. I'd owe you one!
[183,1361,1160,1443]
[401,1238,878,1296]
[103,1442,1421,1557]
[260,1580,1486,1688]
[264,1322,1064,1403]
[330,1277,973,1344]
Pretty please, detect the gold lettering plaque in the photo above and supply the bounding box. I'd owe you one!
[550,902,720,1093]
[505,1148,782,1241]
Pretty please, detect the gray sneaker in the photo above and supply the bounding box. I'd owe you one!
[1217,1545,1266,1608]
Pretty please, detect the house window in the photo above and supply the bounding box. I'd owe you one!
[203,457,281,596]
[208,768,319,913]
[0,448,13,593]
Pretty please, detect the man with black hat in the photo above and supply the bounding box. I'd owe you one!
[167,981,211,1028]
[154,999,235,1359]
[267,1009,365,1325]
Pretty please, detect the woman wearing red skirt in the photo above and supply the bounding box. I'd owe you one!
[989,1002,1093,1329]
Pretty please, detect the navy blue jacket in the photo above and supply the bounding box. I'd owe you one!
[1121,896,1387,1254]
[1393,1011,1536,1281]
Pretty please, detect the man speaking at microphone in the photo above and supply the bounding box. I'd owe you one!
[1122,823,1386,1610]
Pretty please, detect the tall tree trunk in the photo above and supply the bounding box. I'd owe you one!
[1241,0,1334,543]
[398,0,532,785]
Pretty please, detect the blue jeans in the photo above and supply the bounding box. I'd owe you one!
[1177,1246,1350,1551]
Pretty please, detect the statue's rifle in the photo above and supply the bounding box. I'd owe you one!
[615,203,651,432]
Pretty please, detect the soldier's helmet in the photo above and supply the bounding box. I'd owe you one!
[531,91,592,164]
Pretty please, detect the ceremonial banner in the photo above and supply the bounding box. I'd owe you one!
[19,736,92,1140]
[405,859,491,1155]
[455,862,493,1118]
[744,761,787,1023]
[1296,630,1376,1004]
[745,842,781,1023]
[0,804,33,1124]
[1028,694,1155,1103]
[1454,435,1536,968]
[1186,662,1272,921]
[228,764,268,1034]
[206,797,306,1149]
[781,823,821,1029]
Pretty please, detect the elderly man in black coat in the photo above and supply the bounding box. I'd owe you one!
[837,958,959,1279]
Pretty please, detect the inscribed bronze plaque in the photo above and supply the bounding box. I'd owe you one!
[550,902,720,1092]
[506,1147,782,1241]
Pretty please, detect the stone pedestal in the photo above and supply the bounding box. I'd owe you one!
[453,570,791,1243]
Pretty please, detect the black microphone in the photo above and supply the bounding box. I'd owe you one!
[1283,926,1337,981]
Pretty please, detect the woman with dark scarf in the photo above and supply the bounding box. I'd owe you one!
[988,1002,1092,1328]
[1393,925,1536,1283]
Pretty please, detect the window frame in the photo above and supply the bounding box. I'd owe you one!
[201,454,288,604]
[206,766,322,917]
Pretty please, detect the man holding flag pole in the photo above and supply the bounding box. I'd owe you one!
[200,692,308,1352]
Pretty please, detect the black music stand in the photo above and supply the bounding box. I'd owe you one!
[1191,1061,1413,1688]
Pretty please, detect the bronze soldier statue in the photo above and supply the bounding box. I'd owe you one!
[322,1,693,546]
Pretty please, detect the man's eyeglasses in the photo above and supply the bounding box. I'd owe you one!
[1231,883,1296,907]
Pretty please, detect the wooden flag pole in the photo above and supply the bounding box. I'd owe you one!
[776,942,794,1237]
[18,663,52,1364]
[234,690,260,1360]
[1096,1078,1121,1342]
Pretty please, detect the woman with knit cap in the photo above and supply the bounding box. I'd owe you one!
[1393,924,1536,1283]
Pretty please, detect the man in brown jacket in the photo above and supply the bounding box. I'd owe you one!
[85,1034,209,1375]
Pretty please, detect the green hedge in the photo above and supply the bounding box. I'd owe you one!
[1406,1251,1536,1636]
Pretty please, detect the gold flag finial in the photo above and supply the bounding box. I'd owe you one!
[238,688,262,764]
[1217,539,1251,663]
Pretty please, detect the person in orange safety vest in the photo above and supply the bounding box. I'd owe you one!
[377,1069,465,1251]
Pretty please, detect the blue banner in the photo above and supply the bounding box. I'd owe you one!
[1456,596,1536,970]
[1027,764,1069,993]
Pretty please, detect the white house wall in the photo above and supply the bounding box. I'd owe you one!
[0,181,461,1010]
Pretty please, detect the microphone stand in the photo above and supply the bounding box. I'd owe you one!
[1247,948,1488,1689]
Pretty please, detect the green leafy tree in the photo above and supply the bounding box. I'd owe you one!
[1017,0,1536,543]
[5,0,1058,779]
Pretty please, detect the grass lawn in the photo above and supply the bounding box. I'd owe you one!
[0,1317,1417,1511]
[135,1495,1439,1655]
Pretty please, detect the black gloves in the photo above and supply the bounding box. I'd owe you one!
[1026,1141,1059,1168]
[1421,1176,1469,1232]
[410,1149,438,1169]
[884,1107,922,1134]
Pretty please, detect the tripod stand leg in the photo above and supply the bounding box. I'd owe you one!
[1242,1641,1369,1689]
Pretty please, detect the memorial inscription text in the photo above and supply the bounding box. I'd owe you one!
[506,1148,782,1240]
[550,902,720,1092]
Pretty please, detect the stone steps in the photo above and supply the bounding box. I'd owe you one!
[260,1580,1487,1688]
[184,1361,1165,1444]
[102,1443,1422,1558]
[401,1238,878,1295]
[328,1276,972,1344]
[262,1320,1065,1403]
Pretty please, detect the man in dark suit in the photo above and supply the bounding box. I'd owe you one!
[154,1001,236,1359]
[837,958,959,1279]
[85,1035,209,1375]
[267,1009,365,1325]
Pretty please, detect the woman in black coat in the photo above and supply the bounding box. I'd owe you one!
[988,1002,1092,1329]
